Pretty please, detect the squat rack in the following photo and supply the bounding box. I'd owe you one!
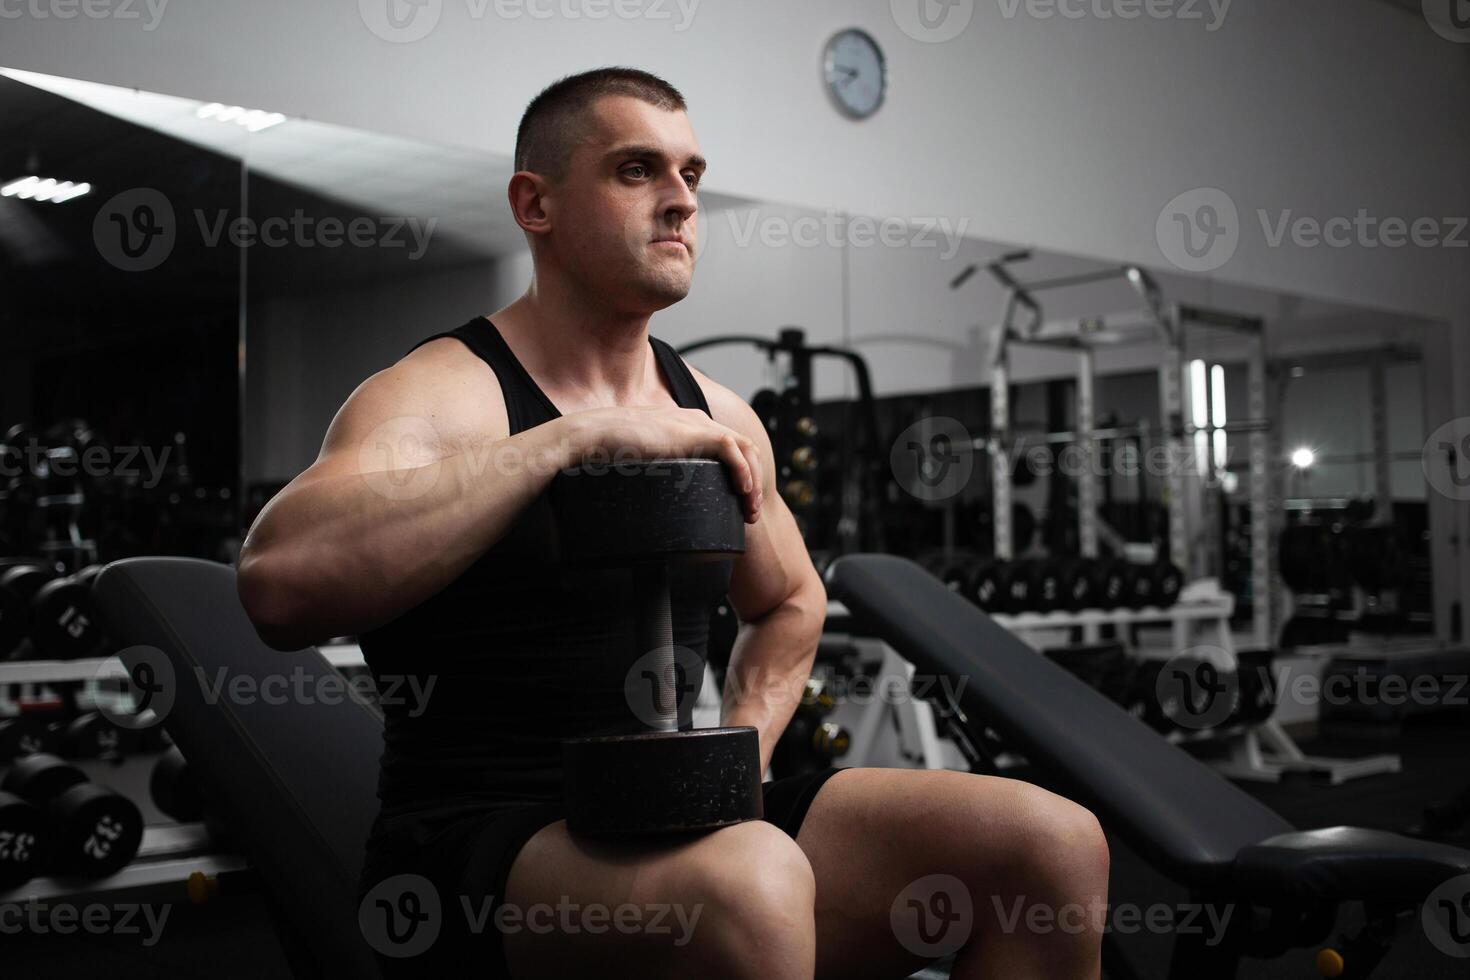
[976,251,1278,649]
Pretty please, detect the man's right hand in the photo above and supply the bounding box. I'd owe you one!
[566,406,763,523]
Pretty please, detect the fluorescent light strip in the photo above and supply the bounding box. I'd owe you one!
[196,102,286,133]
[1189,359,1209,430]
[1,175,92,203]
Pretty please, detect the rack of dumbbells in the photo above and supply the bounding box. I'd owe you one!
[0,560,255,903]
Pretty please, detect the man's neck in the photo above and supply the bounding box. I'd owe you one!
[490,287,660,406]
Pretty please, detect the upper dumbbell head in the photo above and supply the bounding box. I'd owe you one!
[549,459,745,566]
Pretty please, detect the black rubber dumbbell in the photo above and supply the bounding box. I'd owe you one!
[30,570,105,660]
[1059,558,1096,612]
[149,745,205,823]
[54,711,130,762]
[966,559,1012,613]
[1090,558,1128,611]
[1,753,143,878]
[0,561,55,659]
[0,790,49,888]
[552,460,762,839]
[0,715,62,763]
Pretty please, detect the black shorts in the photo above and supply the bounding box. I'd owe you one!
[361,767,844,978]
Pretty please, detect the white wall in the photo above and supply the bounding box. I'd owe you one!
[0,0,1464,324]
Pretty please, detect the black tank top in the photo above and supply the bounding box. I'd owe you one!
[359,317,732,820]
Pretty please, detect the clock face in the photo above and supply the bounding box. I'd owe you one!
[823,29,886,120]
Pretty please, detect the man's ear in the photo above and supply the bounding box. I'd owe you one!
[508,171,553,237]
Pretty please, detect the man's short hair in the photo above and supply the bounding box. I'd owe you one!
[515,67,687,181]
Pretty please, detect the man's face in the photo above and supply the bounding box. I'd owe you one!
[549,95,705,314]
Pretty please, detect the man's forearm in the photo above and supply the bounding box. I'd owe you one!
[719,587,825,774]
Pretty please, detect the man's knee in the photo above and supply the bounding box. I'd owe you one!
[1008,785,1111,894]
[669,821,816,965]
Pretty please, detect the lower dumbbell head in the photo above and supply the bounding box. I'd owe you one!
[562,727,763,838]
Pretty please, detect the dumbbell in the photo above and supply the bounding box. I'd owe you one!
[1058,558,1096,612]
[53,711,129,762]
[1122,560,1186,610]
[772,678,850,779]
[150,746,205,822]
[0,789,48,888]
[0,715,62,762]
[31,568,105,659]
[551,459,763,839]
[965,559,1012,613]
[1,753,143,878]
[1090,558,1129,611]
[0,560,53,658]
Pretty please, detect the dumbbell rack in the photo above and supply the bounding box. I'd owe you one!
[0,652,341,903]
[828,598,1401,785]
[0,822,248,903]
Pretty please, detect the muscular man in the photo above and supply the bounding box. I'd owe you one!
[237,68,1109,980]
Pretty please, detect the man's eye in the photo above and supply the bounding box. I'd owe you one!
[624,165,649,179]
[684,173,700,190]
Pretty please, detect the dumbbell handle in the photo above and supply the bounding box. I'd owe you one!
[632,562,678,734]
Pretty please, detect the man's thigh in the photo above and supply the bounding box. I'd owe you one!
[502,817,815,980]
[792,767,1098,980]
